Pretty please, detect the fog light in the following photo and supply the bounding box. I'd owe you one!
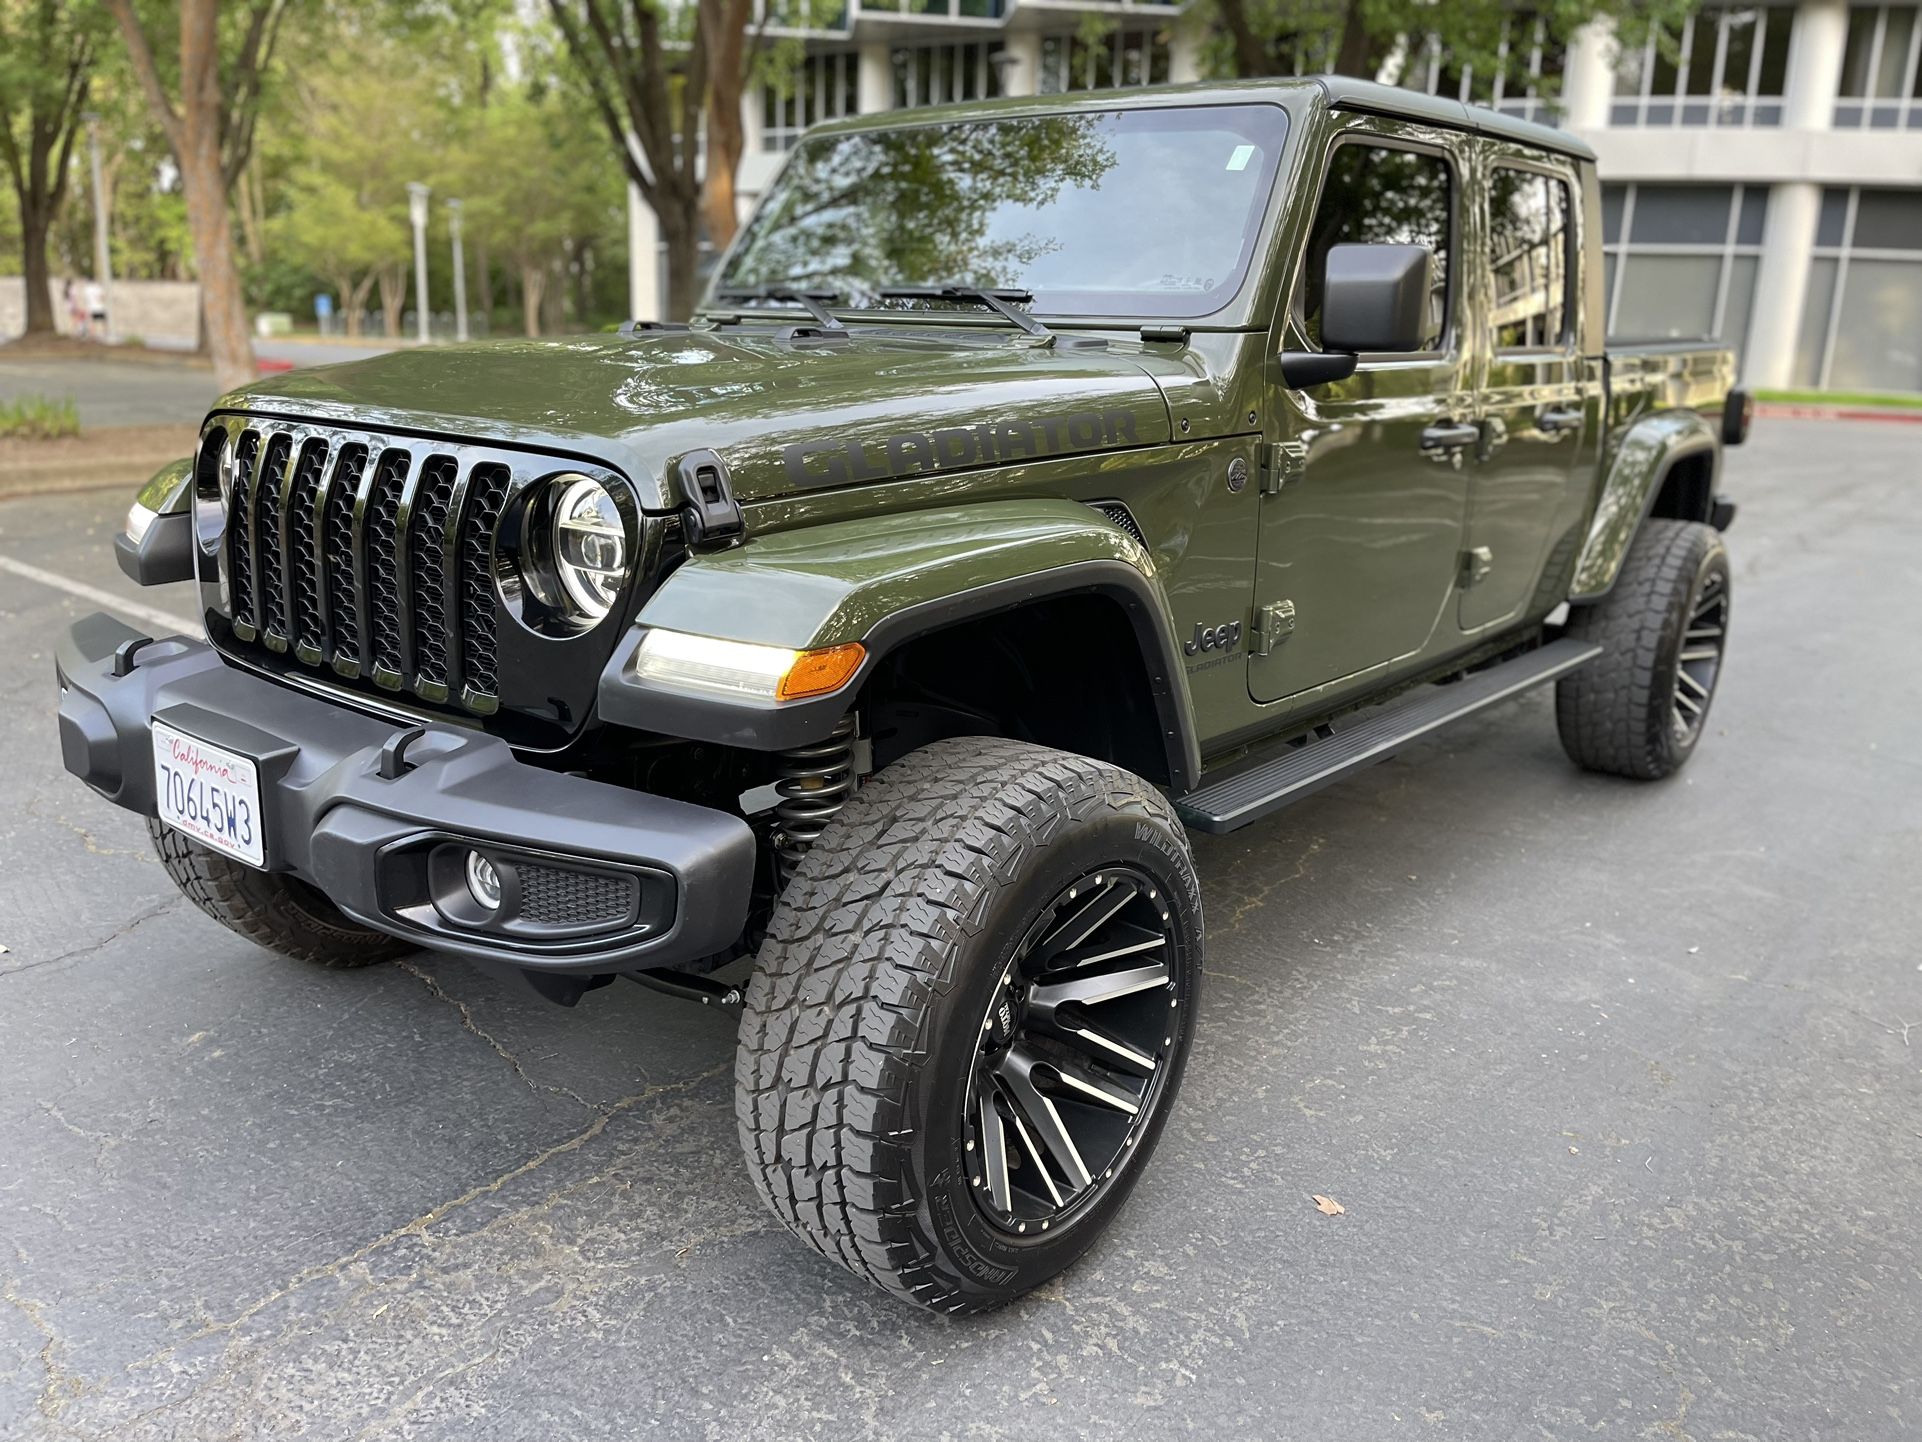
[465,851,502,911]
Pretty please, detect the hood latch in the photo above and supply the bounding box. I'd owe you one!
[675,449,745,550]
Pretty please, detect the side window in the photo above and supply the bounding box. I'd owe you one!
[1300,142,1453,351]
[1489,167,1574,350]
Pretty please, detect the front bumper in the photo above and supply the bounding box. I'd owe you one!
[55,612,757,973]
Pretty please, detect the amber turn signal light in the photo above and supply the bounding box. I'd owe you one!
[776,642,866,701]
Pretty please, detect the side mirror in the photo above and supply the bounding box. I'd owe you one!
[1279,242,1435,390]
[1323,243,1433,353]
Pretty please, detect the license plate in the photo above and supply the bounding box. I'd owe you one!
[152,720,265,868]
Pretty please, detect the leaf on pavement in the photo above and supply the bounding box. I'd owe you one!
[1312,1194,1345,1216]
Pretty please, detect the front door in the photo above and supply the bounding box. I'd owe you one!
[1250,123,1474,708]
[1458,150,1594,633]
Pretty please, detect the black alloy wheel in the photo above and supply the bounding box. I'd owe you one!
[963,865,1186,1234]
[1671,567,1729,745]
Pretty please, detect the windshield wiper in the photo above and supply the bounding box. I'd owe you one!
[877,285,1052,341]
[712,285,848,333]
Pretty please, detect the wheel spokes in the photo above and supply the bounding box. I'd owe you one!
[1051,921,1164,971]
[997,1046,1093,1192]
[1029,961,1168,1011]
[1054,1014,1158,1075]
[977,1085,1012,1214]
[1036,877,1138,960]
[1044,1054,1143,1116]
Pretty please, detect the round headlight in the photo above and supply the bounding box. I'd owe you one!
[549,476,626,622]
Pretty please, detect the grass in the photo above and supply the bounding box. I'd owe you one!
[1755,387,1922,410]
[0,394,82,440]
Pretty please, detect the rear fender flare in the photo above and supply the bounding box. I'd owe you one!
[1569,411,1720,601]
[598,498,1201,790]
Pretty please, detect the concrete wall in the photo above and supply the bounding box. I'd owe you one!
[0,278,202,349]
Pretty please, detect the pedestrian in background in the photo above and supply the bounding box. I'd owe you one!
[63,279,87,338]
[84,279,107,339]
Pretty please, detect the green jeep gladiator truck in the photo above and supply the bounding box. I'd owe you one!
[57,77,1747,1312]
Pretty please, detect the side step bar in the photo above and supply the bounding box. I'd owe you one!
[1176,638,1603,834]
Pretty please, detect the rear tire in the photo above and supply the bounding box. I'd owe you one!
[735,736,1203,1313]
[1557,519,1730,780]
[149,819,407,968]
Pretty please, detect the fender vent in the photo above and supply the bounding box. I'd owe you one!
[1090,500,1146,549]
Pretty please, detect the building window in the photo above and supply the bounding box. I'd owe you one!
[1602,183,1767,373]
[1402,16,1567,124]
[891,40,1004,108]
[1038,26,1171,93]
[1836,5,1922,128]
[1611,6,1794,126]
[1489,167,1573,350]
[1794,187,1922,392]
[762,52,858,151]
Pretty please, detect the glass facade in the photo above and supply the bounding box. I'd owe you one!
[1836,4,1922,126]
[1794,188,1922,390]
[890,40,1005,107]
[1038,26,1172,93]
[762,52,860,152]
[1602,183,1767,373]
[1402,15,1567,124]
[1612,6,1795,126]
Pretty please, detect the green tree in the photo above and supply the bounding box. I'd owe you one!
[456,83,624,336]
[1202,0,1688,102]
[267,45,434,337]
[0,0,108,336]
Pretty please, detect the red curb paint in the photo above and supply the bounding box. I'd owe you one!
[1755,403,1922,425]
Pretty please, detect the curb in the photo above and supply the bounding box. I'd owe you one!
[1756,403,1922,425]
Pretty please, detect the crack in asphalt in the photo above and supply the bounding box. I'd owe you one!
[394,959,601,1113]
[1,896,182,979]
[125,1061,730,1373]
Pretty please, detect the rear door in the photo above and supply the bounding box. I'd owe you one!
[1249,120,1474,707]
[1458,147,1596,633]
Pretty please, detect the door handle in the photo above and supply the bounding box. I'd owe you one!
[1538,406,1584,434]
[1420,421,1480,451]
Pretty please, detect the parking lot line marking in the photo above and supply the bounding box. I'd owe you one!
[0,555,200,637]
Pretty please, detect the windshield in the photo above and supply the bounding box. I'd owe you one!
[715,103,1290,321]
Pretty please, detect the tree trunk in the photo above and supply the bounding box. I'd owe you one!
[1214,0,1276,78]
[180,152,254,388]
[377,263,406,337]
[520,262,546,337]
[699,0,754,251]
[19,208,56,335]
[474,238,494,319]
[1335,0,1374,79]
[106,0,257,390]
[659,203,703,323]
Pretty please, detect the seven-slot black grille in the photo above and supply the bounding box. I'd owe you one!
[215,423,521,713]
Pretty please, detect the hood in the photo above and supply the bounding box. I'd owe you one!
[222,329,1181,511]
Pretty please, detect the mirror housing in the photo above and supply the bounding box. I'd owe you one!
[1278,243,1435,390]
[1321,243,1434,355]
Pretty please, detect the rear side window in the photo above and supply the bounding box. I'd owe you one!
[1300,142,1453,350]
[1489,167,1574,350]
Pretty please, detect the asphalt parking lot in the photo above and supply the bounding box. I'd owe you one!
[1,417,1917,1441]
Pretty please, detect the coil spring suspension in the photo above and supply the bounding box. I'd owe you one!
[774,714,858,885]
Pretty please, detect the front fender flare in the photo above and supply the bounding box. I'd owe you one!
[599,499,1201,789]
[1569,411,1720,601]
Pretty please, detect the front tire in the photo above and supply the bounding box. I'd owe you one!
[149,819,408,968]
[1557,519,1730,780]
[735,736,1203,1313]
